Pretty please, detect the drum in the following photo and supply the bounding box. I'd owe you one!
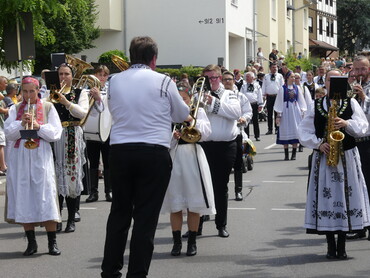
[83,94,112,142]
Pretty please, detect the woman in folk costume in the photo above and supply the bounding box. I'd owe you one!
[298,69,370,259]
[274,71,307,160]
[4,77,63,256]
[161,82,216,257]
[52,64,89,233]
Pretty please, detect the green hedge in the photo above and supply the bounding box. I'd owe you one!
[156,65,203,80]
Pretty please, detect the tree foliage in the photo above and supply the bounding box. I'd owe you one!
[0,0,99,73]
[337,0,370,56]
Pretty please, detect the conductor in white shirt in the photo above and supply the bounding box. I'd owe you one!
[101,36,190,278]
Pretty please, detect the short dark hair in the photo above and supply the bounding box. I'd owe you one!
[269,62,278,68]
[94,65,110,75]
[129,36,158,65]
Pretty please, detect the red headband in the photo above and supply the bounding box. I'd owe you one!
[22,77,39,87]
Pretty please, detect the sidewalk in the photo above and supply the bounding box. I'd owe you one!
[0,175,6,196]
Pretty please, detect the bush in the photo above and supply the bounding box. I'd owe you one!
[156,65,203,81]
[96,50,129,73]
[282,47,318,72]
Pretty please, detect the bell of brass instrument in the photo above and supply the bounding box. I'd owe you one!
[111,55,130,71]
[49,82,68,104]
[66,54,94,86]
[180,77,208,143]
[326,99,345,166]
[24,99,38,149]
[79,75,102,126]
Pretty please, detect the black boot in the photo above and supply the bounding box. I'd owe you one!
[186,231,197,256]
[326,234,336,259]
[171,230,182,256]
[47,231,61,256]
[298,144,304,152]
[284,148,289,161]
[337,233,347,259]
[86,169,99,203]
[23,230,38,256]
[65,197,77,233]
[291,148,297,160]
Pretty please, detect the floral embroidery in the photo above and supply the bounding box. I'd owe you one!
[323,187,332,199]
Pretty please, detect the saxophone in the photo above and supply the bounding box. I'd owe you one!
[326,99,345,166]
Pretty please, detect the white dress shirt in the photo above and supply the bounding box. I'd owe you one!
[262,72,284,96]
[240,81,263,106]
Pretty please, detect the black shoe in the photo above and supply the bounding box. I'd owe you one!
[235,192,243,201]
[56,222,62,233]
[65,221,75,233]
[298,145,304,152]
[85,192,98,203]
[218,228,229,238]
[105,192,112,202]
[171,231,182,256]
[265,130,272,135]
[255,138,260,141]
[182,230,202,238]
[186,231,197,256]
[47,232,61,256]
[74,211,81,222]
[203,215,210,221]
[346,232,365,240]
[23,230,38,256]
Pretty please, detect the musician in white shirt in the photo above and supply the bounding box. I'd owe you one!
[313,66,326,88]
[101,36,189,278]
[201,65,241,238]
[241,72,264,141]
[262,63,284,135]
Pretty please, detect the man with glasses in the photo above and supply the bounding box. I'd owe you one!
[201,65,241,237]
[222,71,252,201]
[262,63,284,135]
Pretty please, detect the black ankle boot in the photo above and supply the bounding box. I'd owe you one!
[171,230,182,256]
[65,220,75,233]
[284,148,289,160]
[291,148,297,160]
[326,234,336,259]
[186,231,197,256]
[47,231,61,255]
[24,230,38,256]
[337,233,347,259]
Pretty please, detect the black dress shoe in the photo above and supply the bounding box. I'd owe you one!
[255,138,260,141]
[346,232,361,240]
[65,221,75,233]
[56,222,62,233]
[85,192,98,203]
[74,211,81,222]
[337,251,348,260]
[265,130,272,135]
[218,228,229,238]
[235,192,243,201]
[105,192,112,202]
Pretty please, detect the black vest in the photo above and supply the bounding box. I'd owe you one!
[53,88,82,122]
[303,82,316,100]
[314,97,356,151]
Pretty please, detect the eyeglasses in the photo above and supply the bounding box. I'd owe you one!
[209,76,220,81]
[222,78,233,82]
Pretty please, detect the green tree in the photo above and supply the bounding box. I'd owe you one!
[337,0,370,55]
[0,0,99,73]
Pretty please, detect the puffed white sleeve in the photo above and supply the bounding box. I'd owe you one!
[37,104,63,142]
[68,89,89,119]
[297,86,307,113]
[274,87,284,114]
[297,103,323,149]
[196,108,211,141]
[344,98,369,137]
[304,86,314,111]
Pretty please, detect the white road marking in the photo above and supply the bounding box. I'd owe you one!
[228,180,251,183]
[264,143,276,149]
[228,208,257,210]
[262,180,295,183]
[80,207,97,210]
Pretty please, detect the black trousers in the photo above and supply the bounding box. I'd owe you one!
[357,141,370,200]
[101,143,172,278]
[245,102,260,138]
[233,134,243,194]
[201,140,236,229]
[266,95,277,132]
[87,138,111,194]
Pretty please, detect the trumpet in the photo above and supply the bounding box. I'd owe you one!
[49,81,69,104]
[24,98,38,149]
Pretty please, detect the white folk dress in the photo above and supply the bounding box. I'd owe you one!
[161,108,216,215]
[274,84,307,144]
[4,101,63,224]
[298,97,370,233]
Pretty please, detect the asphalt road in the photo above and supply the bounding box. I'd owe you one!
[1,123,370,278]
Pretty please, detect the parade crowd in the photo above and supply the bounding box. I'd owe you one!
[2,38,370,278]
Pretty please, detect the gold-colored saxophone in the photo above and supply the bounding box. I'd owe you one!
[326,99,345,166]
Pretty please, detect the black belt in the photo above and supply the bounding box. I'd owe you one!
[356,136,370,143]
[112,143,168,151]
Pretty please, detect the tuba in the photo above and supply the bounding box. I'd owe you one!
[78,74,102,126]
[179,77,209,143]
[326,98,345,166]
[111,55,130,71]
[66,54,94,86]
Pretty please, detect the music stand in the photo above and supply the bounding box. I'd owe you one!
[329,76,349,100]
[45,71,61,91]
